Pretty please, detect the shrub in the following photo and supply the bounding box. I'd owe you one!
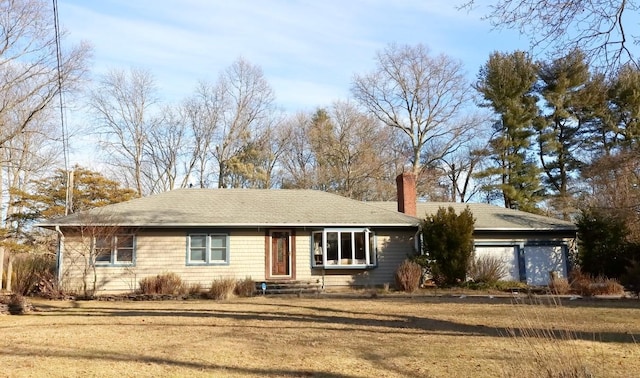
[569,270,624,296]
[569,270,592,296]
[548,276,571,295]
[460,280,492,290]
[589,276,625,296]
[620,260,640,298]
[461,279,529,291]
[208,277,236,300]
[10,253,56,296]
[468,255,508,284]
[493,280,528,291]
[235,277,256,297]
[576,208,631,279]
[420,206,475,286]
[139,272,187,295]
[7,294,32,315]
[187,283,204,297]
[394,260,422,292]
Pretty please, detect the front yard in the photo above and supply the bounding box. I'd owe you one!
[1,294,639,377]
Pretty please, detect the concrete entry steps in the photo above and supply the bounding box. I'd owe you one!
[256,280,322,295]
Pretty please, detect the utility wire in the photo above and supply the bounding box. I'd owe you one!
[52,0,72,215]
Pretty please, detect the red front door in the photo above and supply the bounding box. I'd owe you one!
[271,231,290,276]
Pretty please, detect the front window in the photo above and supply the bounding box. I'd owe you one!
[187,234,229,265]
[93,235,135,266]
[312,228,376,268]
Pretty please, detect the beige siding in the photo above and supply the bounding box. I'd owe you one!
[60,228,416,294]
[294,233,313,281]
[61,229,266,294]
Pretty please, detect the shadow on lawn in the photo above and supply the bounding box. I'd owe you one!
[0,346,357,378]
[29,297,640,344]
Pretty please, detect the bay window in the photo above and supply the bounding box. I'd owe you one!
[312,228,376,268]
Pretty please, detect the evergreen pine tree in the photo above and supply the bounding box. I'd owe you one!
[474,51,542,212]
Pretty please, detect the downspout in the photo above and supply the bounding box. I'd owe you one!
[55,226,65,287]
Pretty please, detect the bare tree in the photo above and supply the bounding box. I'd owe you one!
[279,103,405,200]
[313,102,404,200]
[89,68,158,196]
[439,141,489,202]
[461,0,639,70]
[351,43,476,182]
[0,0,90,150]
[0,0,89,216]
[213,58,276,188]
[0,0,89,286]
[278,112,316,189]
[143,105,189,193]
[182,80,223,188]
[59,217,134,297]
[236,118,287,189]
[4,115,63,230]
[580,150,640,241]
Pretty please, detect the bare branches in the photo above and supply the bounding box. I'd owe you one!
[462,0,639,71]
[214,58,276,188]
[89,68,158,196]
[0,0,90,150]
[352,43,476,180]
[278,102,404,200]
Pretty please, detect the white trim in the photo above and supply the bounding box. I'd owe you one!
[312,228,376,269]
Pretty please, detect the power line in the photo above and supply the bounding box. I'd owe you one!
[52,0,72,215]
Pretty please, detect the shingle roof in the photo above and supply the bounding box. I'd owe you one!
[368,202,576,231]
[38,189,419,228]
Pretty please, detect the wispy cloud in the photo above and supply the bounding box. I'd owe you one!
[59,0,527,112]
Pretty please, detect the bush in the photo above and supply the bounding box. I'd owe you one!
[468,255,508,284]
[576,209,632,279]
[620,260,640,298]
[548,276,571,295]
[493,280,528,291]
[4,294,32,315]
[420,206,475,286]
[235,277,256,297]
[10,253,56,296]
[462,279,529,291]
[187,283,203,297]
[139,272,187,295]
[568,270,592,296]
[569,270,624,296]
[394,260,422,292]
[589,276,625,296]
[208,277,236,300]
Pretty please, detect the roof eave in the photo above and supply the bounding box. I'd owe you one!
[474,227,577,232]
[39,222,420,229]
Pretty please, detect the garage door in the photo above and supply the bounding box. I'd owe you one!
[474,246,519,281]
[524,245,567,286]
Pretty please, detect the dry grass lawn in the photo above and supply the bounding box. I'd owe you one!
[1,294,640,377]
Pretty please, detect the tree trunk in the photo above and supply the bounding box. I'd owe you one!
[0,247,4,291]
[6,255,12,293]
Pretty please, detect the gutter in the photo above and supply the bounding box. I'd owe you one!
[474,227,578,232]
[39,222,421,229]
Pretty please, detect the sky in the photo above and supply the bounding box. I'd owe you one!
[58,0,531,113]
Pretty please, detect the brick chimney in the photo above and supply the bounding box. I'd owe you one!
[396,172,416,217]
